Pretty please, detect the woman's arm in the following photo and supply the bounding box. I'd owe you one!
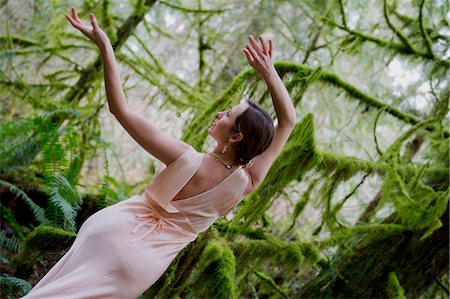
[242,36,296,193]
[65,7,190,165]
[65,7,126,114]
[244,36,296,127]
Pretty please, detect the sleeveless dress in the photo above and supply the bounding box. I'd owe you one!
[22,146,249,299]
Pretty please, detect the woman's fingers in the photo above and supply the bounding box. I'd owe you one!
[90,13,99,31]
[259,36,268,54]
[65,14,83,31]
[72,7,79,21]
[66,8,84,28]
[65,13,75,25]
[242,48,254,64]
[246,44,258,61]
[248,35,263,56]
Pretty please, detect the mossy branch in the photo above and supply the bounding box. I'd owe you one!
[64,0,158,104]
[373,106,386,156]
[160,1,227,14]
[337,0,347,28]
[383,0,414,50]
[130,33,208,106]
[275,62,448,137]
[230,238,303,273]
[254,271,289,298]
[325,18,448,67]
[0,35,40,47]
[418,0,435,59]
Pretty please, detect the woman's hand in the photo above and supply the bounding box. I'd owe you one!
[65,7,110,50]
[242,35,276,79]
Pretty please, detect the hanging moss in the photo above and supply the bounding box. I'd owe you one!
[192,238,237,299]
[377,164,448,239]
[231,113,318,228]
[273,62,447,136]
[387,271,406,299]
[230,238,303,273]
[254,271,289,299]
[321,224,409,248]
[214,218,272,240]
[297,242,322,265]
[283,178,320,236]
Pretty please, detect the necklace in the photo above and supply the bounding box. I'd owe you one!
[209,152,235,169]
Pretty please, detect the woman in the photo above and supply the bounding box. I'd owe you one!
[23,7,295,299]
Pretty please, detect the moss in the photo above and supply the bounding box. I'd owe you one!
[181,69,255,150]
[254,271,289,298]
[193,238,237,298]
[230,238,303,273]
[321,224,409,248]
[383,0,414,50]
[297,242,322,265]
[387,272,406,299]
[231,113,317,228]
[12,226,76,279]
[284,178,319,236]
[274,62,447,136]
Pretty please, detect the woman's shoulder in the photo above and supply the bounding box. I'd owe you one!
[154,145,202,176]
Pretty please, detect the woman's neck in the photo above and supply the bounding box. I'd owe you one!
[211,146,236,166]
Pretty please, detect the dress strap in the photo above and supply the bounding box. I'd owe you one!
[144,146,202,213]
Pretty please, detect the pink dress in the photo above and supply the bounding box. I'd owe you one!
[22,146,249,299]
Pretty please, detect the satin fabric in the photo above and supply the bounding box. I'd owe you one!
[22,146,249,299]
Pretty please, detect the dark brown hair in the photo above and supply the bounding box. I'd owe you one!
[231,101,274,165]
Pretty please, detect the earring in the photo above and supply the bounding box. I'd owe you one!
[221,144,228,154]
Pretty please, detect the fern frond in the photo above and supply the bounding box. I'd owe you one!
[0,275,32,297]
[0,230,22,253]
[45,174,82,232]
[0,179,46,224]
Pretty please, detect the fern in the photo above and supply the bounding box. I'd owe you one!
[0,204,26,238]
[0,179,46,224]
[0,118,40,173]
[0,230,22,253]
[44,173,82,232]
[0,275,32,297]
[0,109,77,174]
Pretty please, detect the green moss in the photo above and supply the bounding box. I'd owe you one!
[231,113,317,228]
[283,178,319,236]
[230,238,303,273]
[254,271,289,298]
[193,239,237,298]
[321,224,409,248]
[387,272,406,299]
[182,69,255,150]
[274,62,447,136]
[12,226,76,279]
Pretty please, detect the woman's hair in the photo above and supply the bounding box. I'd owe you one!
[231,101,274,165]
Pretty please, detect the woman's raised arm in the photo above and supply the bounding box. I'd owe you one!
[65,7,190,165]
[242,35,296,192]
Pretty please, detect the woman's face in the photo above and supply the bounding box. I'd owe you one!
[208,102,249,143]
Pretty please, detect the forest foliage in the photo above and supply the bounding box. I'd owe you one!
[0,0,449,298]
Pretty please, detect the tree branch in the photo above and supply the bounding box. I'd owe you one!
[419,0,435,59]
[383,0,414,50]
